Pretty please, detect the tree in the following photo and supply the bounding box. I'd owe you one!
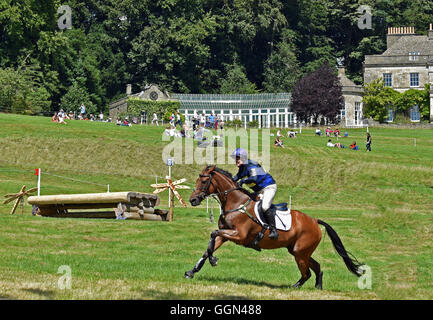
[60,81,96,115]
[395,86,430,120]
[363,78,400,122]
[262,29,301,93]
[219,62,259,94]
[291,64,344,124]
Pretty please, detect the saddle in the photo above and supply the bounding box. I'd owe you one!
[245,200,292,252]
[254,201,292,232]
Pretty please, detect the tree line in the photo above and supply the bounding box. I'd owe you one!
[1,0,432,116]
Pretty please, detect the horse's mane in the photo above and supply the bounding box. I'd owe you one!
[205,165,256,200]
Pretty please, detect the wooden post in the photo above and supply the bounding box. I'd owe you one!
[169,191,174,222]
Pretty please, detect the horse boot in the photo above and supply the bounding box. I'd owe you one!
[264,207,279,239]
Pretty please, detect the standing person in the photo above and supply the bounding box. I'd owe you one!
[170,112,175,127]
[176,112,182,128]
[152,113,159,126]
[200,113,206,127]
[99,112,104,122]
[366,132,372,152]
[79,103,86,120]
[230,148,279,240]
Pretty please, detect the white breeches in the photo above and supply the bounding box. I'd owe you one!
[259,184,277,212]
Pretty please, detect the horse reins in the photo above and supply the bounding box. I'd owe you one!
[198,172,259,223]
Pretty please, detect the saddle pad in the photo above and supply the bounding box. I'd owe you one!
[254,202,292,231]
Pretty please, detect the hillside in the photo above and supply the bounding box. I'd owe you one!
[0,113,432,299]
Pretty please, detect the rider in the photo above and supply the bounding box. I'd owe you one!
[230,148,279,239]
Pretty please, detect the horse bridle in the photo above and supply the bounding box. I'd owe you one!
[195,171,240,202]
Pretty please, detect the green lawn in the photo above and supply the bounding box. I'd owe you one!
[0,113,432,299]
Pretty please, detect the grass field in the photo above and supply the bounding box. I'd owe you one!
[0,113,432,300]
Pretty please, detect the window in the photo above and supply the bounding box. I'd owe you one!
[410,105,420,122]
[383,73,392,87]
[385,108,394,122]
[409,51,420,61]
[355,102,362,125]
[410,73,419,87]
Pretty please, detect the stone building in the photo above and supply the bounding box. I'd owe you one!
[109,84,173,119]
[364,25,433,122]
[337,67,364,126]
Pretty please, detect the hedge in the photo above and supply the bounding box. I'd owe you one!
[126,98,181,117]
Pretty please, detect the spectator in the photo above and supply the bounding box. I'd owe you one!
[79,103,86,119]
[274,136,285,148]
[334,128,341,137]
[366,132,372,152]
[350,141,359,150]
[140,110,146,125]
[200,113,206,127]
[176,112,182,127]
[52,112,58,123]
[169,112,175,127]
[68,111,74,119]
[277,129,283,138]
[325,127,333,137]
[287,131,296,138]
[218,114,224,131]
[58,109,67,124]
[209,113,215,127]
[152,113,159,126]
[99,112,104,122]
[122,117,131,127]
[344,131,348,138]
[327,139,345,148]
[315,128,322,136]
[116,117,122,125]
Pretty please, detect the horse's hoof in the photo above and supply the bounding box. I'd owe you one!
[184,271,194,279]
[209,256,218,267]
[291,281,303,289]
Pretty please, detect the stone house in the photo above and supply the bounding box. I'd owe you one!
[337,67,364,126]
[364,25,433,122]
[109,84,173,119]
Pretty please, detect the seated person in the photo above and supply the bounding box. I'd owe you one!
[350,141,359,150]
[325,127,333,137]
[276,129,283,138]
[116,117,122,125]
[334,128,341,137]
[315,128,322,136]
[274,136,285,148]
[287,131,296,138]
[344,131,348,138]
[52,112,58,123]
[328,139,345,148]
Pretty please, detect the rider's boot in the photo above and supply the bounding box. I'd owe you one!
[264,208,279,239]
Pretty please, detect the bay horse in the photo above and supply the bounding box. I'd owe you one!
[184,165,365,289]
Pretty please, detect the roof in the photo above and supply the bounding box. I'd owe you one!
[383,35,433,56]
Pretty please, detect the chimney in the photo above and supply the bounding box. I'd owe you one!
[429,23,433,40]
[126,84,132,96]
[387,26,415,48]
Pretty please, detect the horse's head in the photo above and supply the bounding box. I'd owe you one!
[189,165,217,206]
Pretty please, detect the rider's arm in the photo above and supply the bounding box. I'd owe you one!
[239,167,259,185]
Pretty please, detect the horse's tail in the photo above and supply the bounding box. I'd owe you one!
[318,219,365,277]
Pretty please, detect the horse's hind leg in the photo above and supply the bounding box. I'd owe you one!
[309,257,323,290]
[291,252,312,288]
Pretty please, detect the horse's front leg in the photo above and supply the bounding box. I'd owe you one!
[185,230,225,279]
[184,228,245,279]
